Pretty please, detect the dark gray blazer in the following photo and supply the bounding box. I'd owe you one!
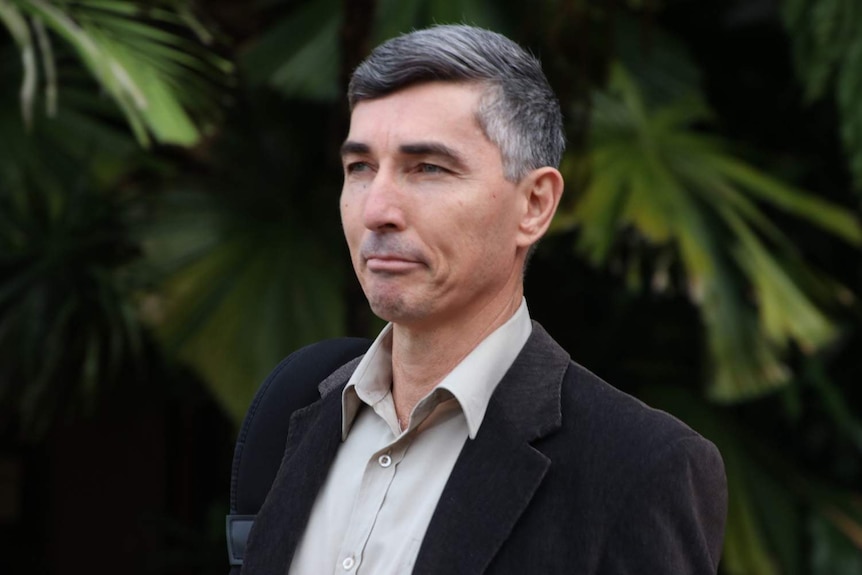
[242,322,727,574]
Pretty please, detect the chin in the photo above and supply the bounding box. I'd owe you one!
[367,294,429,325]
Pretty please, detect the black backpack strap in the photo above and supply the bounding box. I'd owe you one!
[226,337,372,570]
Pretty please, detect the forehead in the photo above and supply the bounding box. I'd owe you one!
[346,81,490,147]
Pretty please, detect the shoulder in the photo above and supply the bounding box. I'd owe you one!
[555,364,728,571]
[565,360,699,437]
[558,359,719,468]
[549,358,726,538]
[513,322,716,462]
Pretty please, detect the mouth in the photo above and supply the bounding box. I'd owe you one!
[364,254,424,273]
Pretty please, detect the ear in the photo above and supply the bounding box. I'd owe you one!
[516,167,564,248]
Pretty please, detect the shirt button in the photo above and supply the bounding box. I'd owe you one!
[378,453,392,468]
[342,556,355,570]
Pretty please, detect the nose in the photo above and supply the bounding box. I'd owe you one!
[362,171,406,232]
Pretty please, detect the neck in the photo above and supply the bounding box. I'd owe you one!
[389,283,524,423]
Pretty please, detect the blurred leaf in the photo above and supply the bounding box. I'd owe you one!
[0,35,160,436]
[612,14,702,106]
[376,0,503,41]
[0,126,148,434]
[241,0,342,100]
[811,513,862,575]
[554,63,862,401]
[0,0,38,124]
[3,0,232,146]
[140,190,345,423]
[782,0,862,194]
[137,95,348,426]
[242,0,503,101]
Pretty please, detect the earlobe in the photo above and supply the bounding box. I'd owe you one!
[517,167,564,247]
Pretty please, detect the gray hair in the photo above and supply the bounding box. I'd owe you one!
[348,25,565,182]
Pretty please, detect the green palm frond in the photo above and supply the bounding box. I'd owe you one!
[0,115,148,435]
[783,0,862,193]
[1,0,232,146]
[0,41,169,435]
[140,190,346,426]
[554,63,862,401]
[242,0,342,100]
[136,98,348,425]
[241,0,502,100]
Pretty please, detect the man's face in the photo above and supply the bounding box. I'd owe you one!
[340,81,528,330]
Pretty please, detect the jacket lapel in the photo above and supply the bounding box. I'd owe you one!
[412,323,570,575]
[241,358,361,575]
[243,324,571,575]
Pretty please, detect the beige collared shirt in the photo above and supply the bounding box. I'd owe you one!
[288,299,532,575]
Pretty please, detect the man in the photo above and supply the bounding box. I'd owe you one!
[242,24,727,574]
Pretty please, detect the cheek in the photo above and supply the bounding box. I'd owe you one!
[340,203,364,261]
[442,195,512,248]
[340,197,358,232]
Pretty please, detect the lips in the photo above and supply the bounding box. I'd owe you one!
[359,235,427,273]
[364,253,424,273]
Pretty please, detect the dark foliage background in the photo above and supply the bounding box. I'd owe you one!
[1,0,860,573]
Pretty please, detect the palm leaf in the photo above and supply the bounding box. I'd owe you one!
[136,96,349,426]
[140,189,346,425]
[241,0,342,100]
[555,63,861,401]
[782,0,862,194]
[0,0,39,124]
[0,44,159,435]
[242,0,502,101]
[3,0,231,146]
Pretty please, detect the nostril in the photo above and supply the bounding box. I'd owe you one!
[373,222,400,232]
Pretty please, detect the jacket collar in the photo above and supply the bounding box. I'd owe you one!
[412,321,569,574]
[242,322,570,575]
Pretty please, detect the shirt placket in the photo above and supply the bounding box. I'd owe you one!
[333,436,411,574]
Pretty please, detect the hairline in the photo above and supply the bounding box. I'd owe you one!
[350,78,526,183]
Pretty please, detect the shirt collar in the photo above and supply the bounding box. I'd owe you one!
[341,299,532,439]
[340,324,394,439]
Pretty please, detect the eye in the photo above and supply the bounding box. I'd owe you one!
[345,161,371,174]
[418,163,447,174]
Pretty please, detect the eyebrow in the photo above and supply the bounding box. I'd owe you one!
[341,139,467,172]
[399,142,466,169]
[340,141,370,157]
